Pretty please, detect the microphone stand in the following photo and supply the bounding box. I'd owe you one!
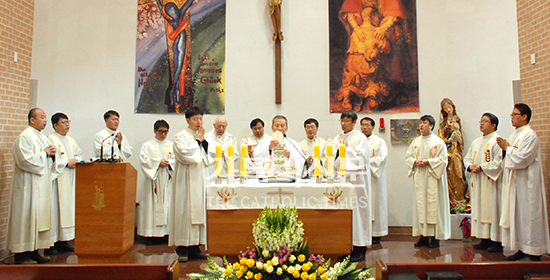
[111,138,115,162]
[99,133,115,162]
[284,135,309,179]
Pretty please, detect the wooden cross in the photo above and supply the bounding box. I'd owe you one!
[269,0,283,104]
[267,186,293,204]
[275,39,281,104]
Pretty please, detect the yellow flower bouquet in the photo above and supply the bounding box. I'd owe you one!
[188,206,373,280]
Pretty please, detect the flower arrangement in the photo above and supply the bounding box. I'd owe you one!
[450,201,471,241]
[252,206,305,253]
[450,201,471,214]
[460,216,472,242]
[189,206,373,280]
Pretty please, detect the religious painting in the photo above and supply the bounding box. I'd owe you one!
[135,0,226,114]
[390,119,420,145]
[329,0,418,113]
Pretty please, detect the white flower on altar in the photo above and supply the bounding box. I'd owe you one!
[253,207,304,252]
[266,265,274,273]
[277,267,283,275]
[287,266,295,274]
[289,255,296,263]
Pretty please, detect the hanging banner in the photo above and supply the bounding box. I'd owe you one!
[135,0,226,114]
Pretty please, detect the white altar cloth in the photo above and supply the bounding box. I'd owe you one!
[206,179,355,210]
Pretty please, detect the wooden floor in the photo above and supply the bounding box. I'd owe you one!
[1,235,549,279]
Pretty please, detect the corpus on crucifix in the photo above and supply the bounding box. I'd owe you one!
[269,0,283,104]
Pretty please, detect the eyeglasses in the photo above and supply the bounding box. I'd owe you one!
[156,130,169,134]
[510,113,521,117]
[340,119,352,123]
[59,120,71,125]
[479,120,490,124]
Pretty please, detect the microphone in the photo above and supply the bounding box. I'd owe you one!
[99,133,115,162]
[284,135,307,161]
[283,135,309,178]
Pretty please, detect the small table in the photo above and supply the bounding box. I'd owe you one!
[206,179,354,255]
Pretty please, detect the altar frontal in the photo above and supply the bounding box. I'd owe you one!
[206,181,354,255]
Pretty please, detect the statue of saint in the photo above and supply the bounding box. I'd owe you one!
[438,98,468,205]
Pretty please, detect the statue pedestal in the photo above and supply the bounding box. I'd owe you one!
[450,213,471,240]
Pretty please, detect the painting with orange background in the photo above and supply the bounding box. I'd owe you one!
[330,0,418,113]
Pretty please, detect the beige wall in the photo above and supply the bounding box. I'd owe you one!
[516,0,550,225]
[31,0,521,230]
[3,0,550,249]
[0,0,35,247]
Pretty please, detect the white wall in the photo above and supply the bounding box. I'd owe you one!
[31,0,519,227]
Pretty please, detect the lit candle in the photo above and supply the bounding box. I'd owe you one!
[339,143,346,175]
[326,143,333,176]
[215,143,222,176]
[314,143,321,176]
[227,145,234,176]
[241,143,247,176]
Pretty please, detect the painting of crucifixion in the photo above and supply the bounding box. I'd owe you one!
[135,0,226,114]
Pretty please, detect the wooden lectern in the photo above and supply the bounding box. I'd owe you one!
[75,162,137,255]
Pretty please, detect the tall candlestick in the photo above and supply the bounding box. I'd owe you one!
[227,145,234,176]
[339,144,346,175]
[215,143,222,176]
[314,143,321,176]
[326,143,333,176]
[241,144,247,176]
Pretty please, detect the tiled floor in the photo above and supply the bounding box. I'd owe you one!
[2,236,548,279]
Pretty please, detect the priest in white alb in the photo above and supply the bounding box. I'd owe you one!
[464,113,503,253]
[247,118,272,175]
[299,118,327,177]
[138,120,174,245]
[405,115,451,248]
[328,110,371,262]
[170,107,210,262]
[9,108,58,264]
[46,113,84,256]
[93,110,133,161]
[360,117,388,244]
[497,103,550,261]
[253,115,306,178]
[248,118,272,146]
[205,116,239,176]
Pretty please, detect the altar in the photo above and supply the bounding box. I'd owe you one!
[206,179,355,255]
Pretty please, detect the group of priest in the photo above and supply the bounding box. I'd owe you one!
[6,103,550,264]
[405,104,550,262]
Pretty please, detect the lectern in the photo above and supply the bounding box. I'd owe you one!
[75,162,137,255]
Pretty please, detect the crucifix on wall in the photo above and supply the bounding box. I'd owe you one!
[269,0,283,104]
